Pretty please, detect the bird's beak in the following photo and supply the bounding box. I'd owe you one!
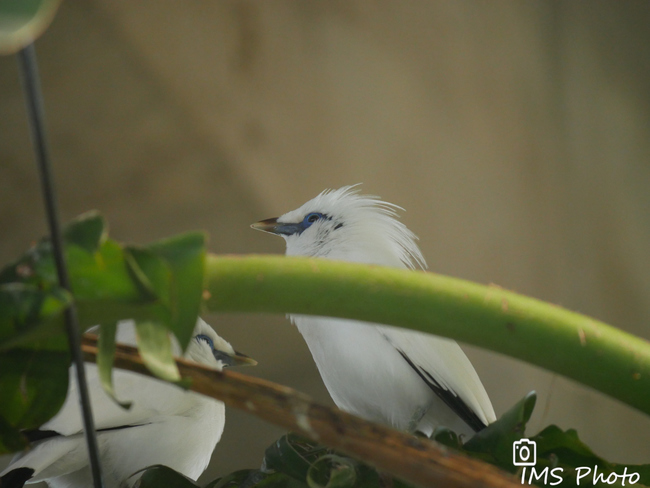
[251,217,300,236]
[232,350,258,367]
[214,349,257,367]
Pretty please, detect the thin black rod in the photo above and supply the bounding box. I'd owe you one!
[17,44,105,488]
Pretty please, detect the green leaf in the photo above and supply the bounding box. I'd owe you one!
[527,425,650,487]
[0,231,147,319]
[97,322,131,408]
[431,426,463,450]
[461,390,537,468]
[136,465,199,488]
[432,393,650,487]
[0,348,69,454]
[66,240,144,303]
[0,283,69,350]
[0,414,28,452]
[307,455,357,488]
[534,425,606,468]
[264,434,328,482]
[205,470,257,488]
[62,211,107,254]
[147,232,206,351]
[124,246,172,304]
[0,0,62,55]
[262,435,379,488]
[207,470,308,488]
[134,321,181,383]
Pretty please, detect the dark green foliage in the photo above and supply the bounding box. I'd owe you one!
[2,212,649,486]
[435,392,650,487]
[0,212,206,453]
[193,394,650,488]
[189,433,390,488]
[136,465,200,488]
[0,349,68,452]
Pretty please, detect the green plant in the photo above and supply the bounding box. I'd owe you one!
[3,213,650,487]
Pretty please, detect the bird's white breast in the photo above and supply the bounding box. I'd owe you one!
[292,315,433,431]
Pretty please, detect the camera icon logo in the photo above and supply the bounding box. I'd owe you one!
[513,439,537,467]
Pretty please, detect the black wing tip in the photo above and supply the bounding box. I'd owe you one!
[1,467,35,488]
[396,349,487,433]
[23,429,59,443]
[425,378,487,432]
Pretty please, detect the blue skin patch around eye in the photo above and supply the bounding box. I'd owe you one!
[302,212,324,229]
[197,333,236,366]
[272,212,336,236]
[196,334,214,349]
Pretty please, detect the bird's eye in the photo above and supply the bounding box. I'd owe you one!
[303,212,323,228]
[196,334,214,349]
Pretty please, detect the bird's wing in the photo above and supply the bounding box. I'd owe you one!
[380,326,496,432]
[0,435,88,483]
[42,321,189,436]
[41,366,176,436]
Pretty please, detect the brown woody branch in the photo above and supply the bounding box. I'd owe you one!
[81,334,519,488]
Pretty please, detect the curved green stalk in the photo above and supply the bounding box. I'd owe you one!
[205,255,650,417]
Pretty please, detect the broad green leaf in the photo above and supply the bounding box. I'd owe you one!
[0,414,28,452]
[147,232,206,351]
[62,211,107,254]
[134,321,181,383]
[534,425,606,468]
[0,237,146,317]
[306,455,357,488]
[433,391,537,471]
[66,240,144,302]
[529,425,650,487]
[0,283,69,350]
[136,465,199,488]
[0,0,62,55]
[612,464,650,486]
[0,348,69,454]
[461,390,537,468]
[97,322,131,408]
[124,246,172,304]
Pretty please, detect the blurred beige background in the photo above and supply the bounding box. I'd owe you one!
[2,0,650,483]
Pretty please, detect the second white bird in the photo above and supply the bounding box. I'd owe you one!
[1,319,254,488]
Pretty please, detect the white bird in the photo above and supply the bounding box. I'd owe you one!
[1,318,255,488]
[252,185,496,437]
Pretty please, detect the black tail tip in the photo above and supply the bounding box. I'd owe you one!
[1,468,34,488]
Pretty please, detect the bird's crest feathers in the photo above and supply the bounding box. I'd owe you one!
[279,185,427,270]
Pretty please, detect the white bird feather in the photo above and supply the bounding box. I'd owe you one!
[1,318,253,488]
[252,185,496,437]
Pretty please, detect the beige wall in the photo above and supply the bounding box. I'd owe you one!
[1,1,650,482]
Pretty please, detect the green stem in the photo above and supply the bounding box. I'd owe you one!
[205,255,650,417]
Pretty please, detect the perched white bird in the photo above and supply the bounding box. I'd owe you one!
[252,185,496,437]
[1,318,255,488]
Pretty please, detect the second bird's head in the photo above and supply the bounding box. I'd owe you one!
[186,318,256,371]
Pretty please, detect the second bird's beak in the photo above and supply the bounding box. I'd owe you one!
[232,350,257,366]
[215,350,258,367]
[251,218,300,236]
